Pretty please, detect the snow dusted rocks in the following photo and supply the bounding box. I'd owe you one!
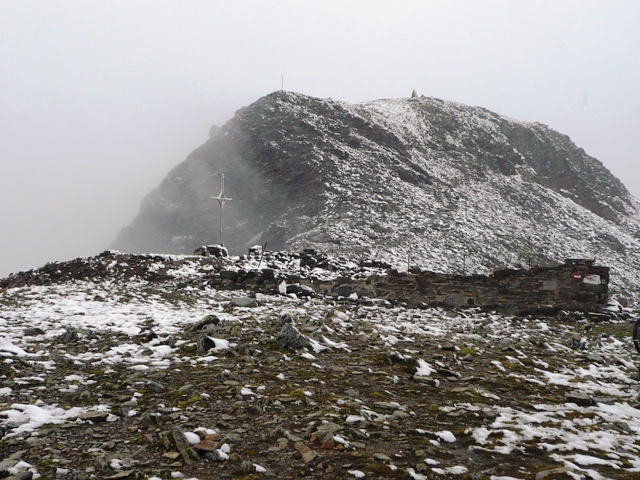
[2,253,640,478]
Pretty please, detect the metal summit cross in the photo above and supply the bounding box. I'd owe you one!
[212,174,232,245]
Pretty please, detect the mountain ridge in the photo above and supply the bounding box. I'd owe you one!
[111,91,640,296]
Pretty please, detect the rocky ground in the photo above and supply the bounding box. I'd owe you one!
[1,252,640,480]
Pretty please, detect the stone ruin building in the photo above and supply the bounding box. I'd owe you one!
[317,258,609,314]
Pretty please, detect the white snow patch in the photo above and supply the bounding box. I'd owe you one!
[407,468,428,479]
[184,431,201,444]
[436,430,456,443]
[1,403,111,438]
[414,359,436,376]
[346,415,367,423]
[204,336,231,351]
[0,337,28,357]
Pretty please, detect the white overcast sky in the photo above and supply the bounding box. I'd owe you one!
[1,0,639,277]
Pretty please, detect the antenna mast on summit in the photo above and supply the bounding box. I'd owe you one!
[212,174,232,245]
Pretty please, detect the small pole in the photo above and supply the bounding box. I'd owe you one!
[258,242,268,269]
[463,252,467,276]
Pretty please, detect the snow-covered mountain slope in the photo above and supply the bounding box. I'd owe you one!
[111,91,640,297]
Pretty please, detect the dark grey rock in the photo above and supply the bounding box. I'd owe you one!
[286,284,316,297]
[141,329,158,343]
[585,353,606,364]
[23,328,45,336]
[275,324,312,351]
[314,422,343,437]
[222,432,243,443]
[57,328,79,342]
[566,393,597,407]
[205,450,229,462]
[7,473,34,480]
[197,336,218,354]
[170,426,200,465]
[140,412,159,426]
[147,381,165,392]
[189,314,220,332]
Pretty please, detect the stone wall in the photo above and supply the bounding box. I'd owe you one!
[313,261,609,313]
[192,250,610,313]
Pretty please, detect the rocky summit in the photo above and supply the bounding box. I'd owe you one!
[111,91,640,296]
[2,251,640,479]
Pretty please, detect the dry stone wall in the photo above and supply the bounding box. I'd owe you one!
[199,250,610,314]
[314,261,609,314]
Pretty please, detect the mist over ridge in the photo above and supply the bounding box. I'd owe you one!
[111,91,640,296]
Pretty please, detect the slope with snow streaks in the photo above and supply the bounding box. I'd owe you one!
[111,91,640,296]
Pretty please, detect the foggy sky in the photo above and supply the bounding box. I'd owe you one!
[1,0,639,278]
